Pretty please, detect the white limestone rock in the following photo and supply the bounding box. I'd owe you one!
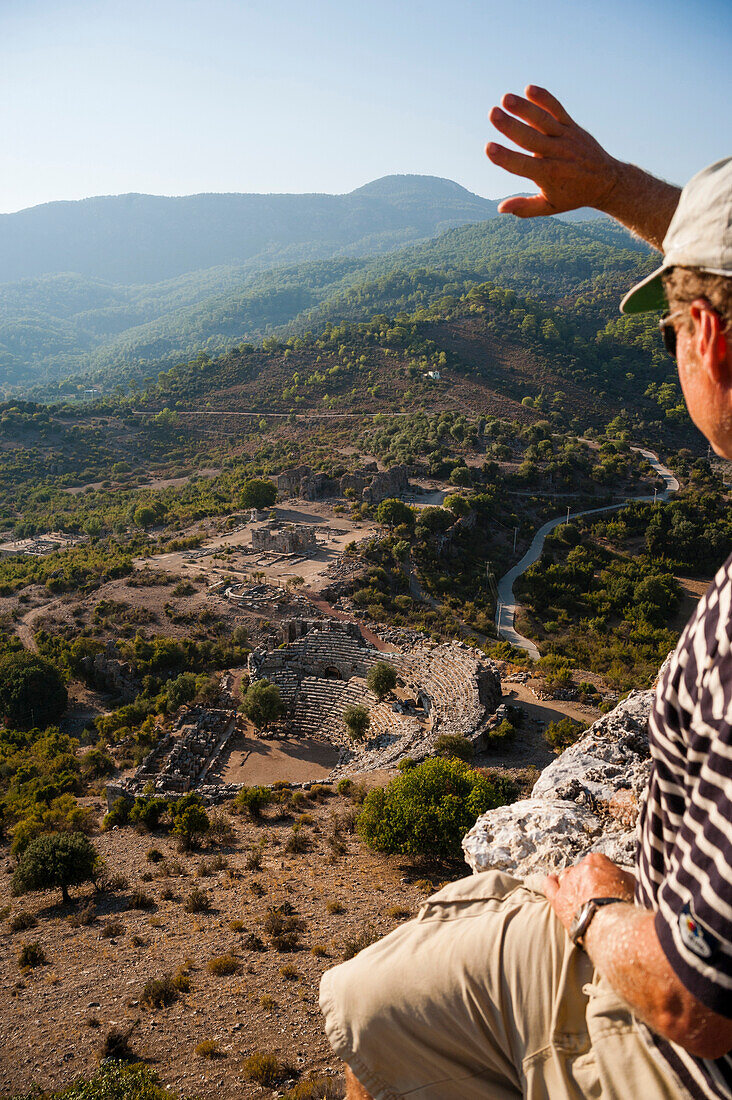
[462,798,603,877]
[462,689,657,879]
[532,689,653,807]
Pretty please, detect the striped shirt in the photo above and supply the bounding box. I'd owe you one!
[637,551,732,1099]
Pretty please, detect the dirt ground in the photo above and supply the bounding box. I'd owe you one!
[0,793,440,1100]
[148,502,380,595]
[211,732,340,786]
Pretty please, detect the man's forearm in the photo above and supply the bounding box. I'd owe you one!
[585,903,730,1059]
[599,161,681,251]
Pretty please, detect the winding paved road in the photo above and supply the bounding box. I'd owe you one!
[495,448,679,659]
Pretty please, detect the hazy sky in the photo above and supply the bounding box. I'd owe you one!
[2,0,730,213]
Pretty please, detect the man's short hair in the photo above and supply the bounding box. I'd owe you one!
[662,267,732,327]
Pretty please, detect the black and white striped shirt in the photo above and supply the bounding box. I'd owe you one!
[637,552,732,1099]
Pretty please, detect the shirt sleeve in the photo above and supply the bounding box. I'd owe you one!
[655,652,732,1018]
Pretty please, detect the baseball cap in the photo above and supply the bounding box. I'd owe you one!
[620,156,732,314]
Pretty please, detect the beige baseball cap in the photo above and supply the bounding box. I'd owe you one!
[620,156,732,314]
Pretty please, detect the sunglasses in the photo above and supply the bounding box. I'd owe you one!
[659,310,686,359]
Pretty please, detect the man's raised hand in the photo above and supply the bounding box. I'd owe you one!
[486,85,681,250]
[486,85,619,218]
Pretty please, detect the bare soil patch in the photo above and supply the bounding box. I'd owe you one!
[212,732,340,785]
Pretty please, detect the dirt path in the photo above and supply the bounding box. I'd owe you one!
[16,597,66,652]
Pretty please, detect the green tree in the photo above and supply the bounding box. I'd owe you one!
[357,758,503,860]
[12,831,98,904]
[343,704,370,741]
[240,679,286,729]
[366,662,397,701]
[240,479,277,510]
[375,498,414,529]
[0,652,67,730]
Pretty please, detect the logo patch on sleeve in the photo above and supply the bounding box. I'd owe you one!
[679,902,716,960]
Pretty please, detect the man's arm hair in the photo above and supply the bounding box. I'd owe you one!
[486,85,681,251]
[585,904,732,1060]
[544,854,732,1059]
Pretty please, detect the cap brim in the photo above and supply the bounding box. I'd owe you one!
[620,265,668,314]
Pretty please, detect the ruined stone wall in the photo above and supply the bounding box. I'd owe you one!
[251,524,317,554]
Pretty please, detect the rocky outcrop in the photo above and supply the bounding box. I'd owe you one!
[462,690,654,878]
[276,463,409,504]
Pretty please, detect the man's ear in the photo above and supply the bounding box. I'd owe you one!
[689,299,730,385]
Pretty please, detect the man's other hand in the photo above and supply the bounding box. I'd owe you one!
[486,85,619,218]
[543,852,636,933]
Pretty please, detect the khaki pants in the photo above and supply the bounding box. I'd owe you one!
[319,872,690,1099]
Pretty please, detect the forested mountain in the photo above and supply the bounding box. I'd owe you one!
[2,210,650,395]
[0,176,500,285]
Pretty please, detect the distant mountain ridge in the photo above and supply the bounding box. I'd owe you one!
[0,175,502,285]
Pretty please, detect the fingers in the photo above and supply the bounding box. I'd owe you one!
[525,85,574,127]
[500,93,564,138]
[486,141,545,182]
[497,194,556,218]
[489,106,556,156]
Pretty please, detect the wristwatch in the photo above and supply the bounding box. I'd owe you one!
[569,897,626,949]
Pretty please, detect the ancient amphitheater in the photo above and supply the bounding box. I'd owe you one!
[107,620,502,807]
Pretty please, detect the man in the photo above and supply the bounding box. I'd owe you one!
[320,88,732,1099]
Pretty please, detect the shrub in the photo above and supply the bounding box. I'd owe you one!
[128,889,155,910]
[326,900,345,915]
[245,847,263,871]
[103,797,131,830]
[18,941,46,968]
[12,832,99,905]
[230,919,245,932]
[243,1051,287,1087]
[341,926,378,961]
[236,785,271,820]
[486,719,516,745]
[141,969,188,1008]
[197,855,227,877]
[130,797,167,831]
[245,932,266,952]
[311,944,328,957]
[9,910,37,932]
[434,734,474,762]
[387,906,411,920]
[281,1077,345,1100]
[366,661,397,700]
[544,717,587,750]
[100,920,124,938]
[279,963,299,980]
[357,758,505,861]
[336,778,352,796]
[195,1039,219,1059]
[173,804,209,850]
[183,887,212,913]
[263,905,304,951]
[285,825,309,854]
[207,810,235,845]
[99,1025,137,1062]
[68,901,96,927]
[207,953,239,976]
[308,783,333,800]
[146,848,164,863]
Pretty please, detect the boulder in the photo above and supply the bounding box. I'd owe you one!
[462,690,656,878]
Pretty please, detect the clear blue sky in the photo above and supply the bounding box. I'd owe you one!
[1,0,730,213]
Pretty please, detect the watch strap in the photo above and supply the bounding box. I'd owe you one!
[569,896,626,948]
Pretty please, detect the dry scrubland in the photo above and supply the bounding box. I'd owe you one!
[0,784,439,1098]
